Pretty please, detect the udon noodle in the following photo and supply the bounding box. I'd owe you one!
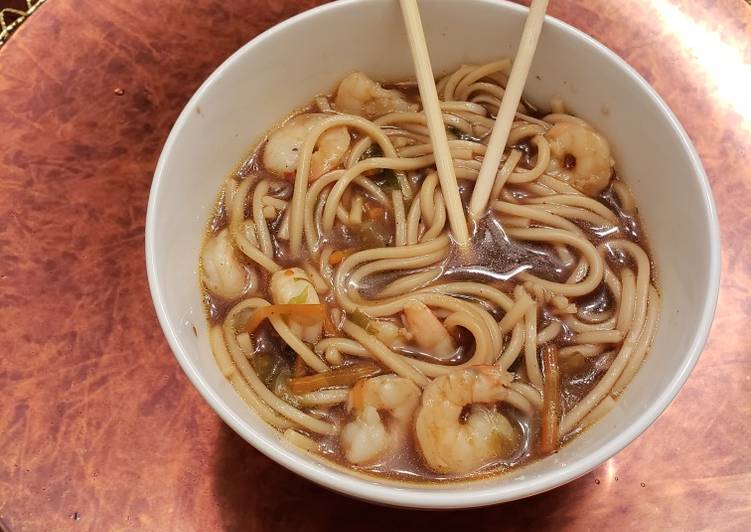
[200,60,659,481]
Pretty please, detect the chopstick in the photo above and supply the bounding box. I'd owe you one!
[468,0,549,217]
[399,0,469,246]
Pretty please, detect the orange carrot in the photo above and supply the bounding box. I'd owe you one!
[243,304,327,334]
[349,380,365,411]
[540,344,561,454]
[287,362,382,395]
[322,307,338,336]
[328,248,354,266]
[292,355,308,378]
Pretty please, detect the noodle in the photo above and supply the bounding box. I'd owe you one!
[508,227,604,297]
[497,321,525,370]
[392,189,407,246]
[342,320,429,386]
[283,428,320,452]
[560,240,654,434]
[229,178,281,273]
[297,388,350,407]
[222,301,333,434]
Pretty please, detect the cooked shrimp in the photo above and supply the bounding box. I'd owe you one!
[201,228,255,299]
[270,267,322,343]
[545,122,614,196]
[403,300,457,360]
[369,318,407,348]
[415,366,520,474]
[310,125,350,181]
[334,72,418,119]
[341,375,421,464]
[263,113,350,181]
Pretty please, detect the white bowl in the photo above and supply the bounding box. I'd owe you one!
[146,0,720,509]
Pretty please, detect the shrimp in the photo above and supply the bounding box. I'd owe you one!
[369,319,406,348]
[340,375,421,464]
[403,300,457,360]
[263,113,350,181]
[544,122,614,196]
[415,366,520,474]
[201,228,256,299]
[270,267,322,343]
[334,72,418,119]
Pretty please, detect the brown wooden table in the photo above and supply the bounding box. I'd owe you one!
[1,1,750,530]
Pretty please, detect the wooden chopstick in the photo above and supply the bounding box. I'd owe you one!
[399,0,469,245]
[468,0,549,217]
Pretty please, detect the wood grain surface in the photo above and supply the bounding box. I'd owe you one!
[1,1,750,530]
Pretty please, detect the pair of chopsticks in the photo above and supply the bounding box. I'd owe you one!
[399,0,550,245]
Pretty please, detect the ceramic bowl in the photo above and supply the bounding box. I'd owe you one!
[146,0,720,509]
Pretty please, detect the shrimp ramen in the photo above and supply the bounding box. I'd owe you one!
[200,60,659,481]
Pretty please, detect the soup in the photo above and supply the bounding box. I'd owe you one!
[199,60,659,481]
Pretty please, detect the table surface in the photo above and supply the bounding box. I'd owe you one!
[1,0,750,530]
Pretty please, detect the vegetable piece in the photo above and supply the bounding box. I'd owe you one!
[329,248,355,266]
[252,350,288,388]
[347,309,376,333]
[540,344,561,453]
[322,308,338,337]
[374,169,401,190]
[272,369,301,408]
[354,220,390,248]
[346,311,405,347]
[287,362,383,395]
[292,355,308,378]
[243,304,327,334]
[360,144,384,160]
[289,285,311,305]
[447,125,477,142]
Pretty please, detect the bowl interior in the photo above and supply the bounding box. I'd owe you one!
[146,0,719,508]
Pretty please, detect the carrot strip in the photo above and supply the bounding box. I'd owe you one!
[292,355,308,378]
[243,304,326,334]
[322,307,338,337]
[540,344,561,453]
[328,248,354,266]
[288,362,382,395]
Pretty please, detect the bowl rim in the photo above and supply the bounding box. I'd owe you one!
[145,0,721,509]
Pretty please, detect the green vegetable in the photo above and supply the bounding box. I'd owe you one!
[374,169,401,191]
[272,369,301,408]
[252,351,287,388]
[288,285,310,305]
[348,309,377,334]
[355,221,390,248]
[361,144,384,160]
[447,125,477,142]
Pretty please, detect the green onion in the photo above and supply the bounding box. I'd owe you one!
[375,169,401,190]
[348,309,377,334]
[288,285,310,305]
[361,144,384,160]
[447,125,476,141]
